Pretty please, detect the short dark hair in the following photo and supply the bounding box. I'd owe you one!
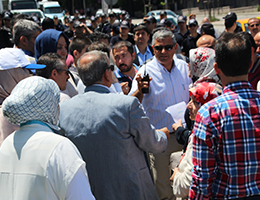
[237,31,257,52]
[88,31,109,42]
[42,17,54,30]
[112,40,134,55]
[77,51,109,87]
[69,36,92,58]
[133,24,150,35]
[36,53,66,78]
[88,41,110,58]
[215,32,251,76]
[201,22,215,38]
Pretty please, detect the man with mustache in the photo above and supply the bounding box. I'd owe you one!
[112,41,140,94]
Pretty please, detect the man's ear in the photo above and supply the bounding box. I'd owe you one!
[174,43,178,50]
[50,69,58,80]
[103,69,109,81]
[19,36,28,47]
[73,49,79,59]
[132,52,136,60]
[214,62,220,74]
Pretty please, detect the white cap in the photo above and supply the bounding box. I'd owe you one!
[0,48,46,70]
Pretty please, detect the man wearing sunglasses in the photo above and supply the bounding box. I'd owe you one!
[58,50,170,200]
[248,18,260,38]
[130,29,192,200]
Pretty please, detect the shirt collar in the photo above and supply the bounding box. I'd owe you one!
[135,45,152,55]
[223,81,252,93]
[21,49,34,57]
[154,57,175,73]
[115,64,140,79]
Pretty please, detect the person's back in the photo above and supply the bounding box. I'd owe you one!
[0,76,95,200]
[190,32,260,199]
[59,51,168,200]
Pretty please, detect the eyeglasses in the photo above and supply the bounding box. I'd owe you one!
[58,69,70,76]
[154,45,174,51]
[107,65,114,71]
[249,23,259,28]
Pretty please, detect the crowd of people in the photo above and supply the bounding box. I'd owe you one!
[0,7,260,200]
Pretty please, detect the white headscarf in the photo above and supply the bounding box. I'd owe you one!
[2,76,60,130]
[189,47,221,85]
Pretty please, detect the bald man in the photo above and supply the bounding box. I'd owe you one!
[255,32,260,54]
[202,17,210,24]
[248,32,260,89]
[196,35,215,48]
[248,18,260,38]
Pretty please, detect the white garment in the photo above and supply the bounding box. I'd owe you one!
[130,56,192,199]
[0,123,95,200]
[172,134,193,198]
[257,80,260,92]
[129,56,192,130]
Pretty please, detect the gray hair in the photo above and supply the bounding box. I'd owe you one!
[152,29,176,46]
[36,53,66,79]
[13,19,42,46]
[77,50,109,87]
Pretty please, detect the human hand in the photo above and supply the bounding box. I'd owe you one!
[170,167,180,182]
[135,73,152,94]
[158,127,170,140]
[172,119,183,132]
[120,82,129,94]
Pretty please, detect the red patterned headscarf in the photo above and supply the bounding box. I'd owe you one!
[189,82,222,105]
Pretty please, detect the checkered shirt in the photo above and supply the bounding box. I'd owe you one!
[189,81,260,200]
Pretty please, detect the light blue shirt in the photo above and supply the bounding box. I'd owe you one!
[129,56,192,130]
[135,45,153,65]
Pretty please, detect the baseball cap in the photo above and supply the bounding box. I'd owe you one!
[68,17,74,23]
[125,14,131,21]
[101,13,107,18]
[159,19,172,27]
[120,20,130,29]
[0,48,46,70]
[177,15,186,23]
[121,10,127,15]
[73,21,84,28]
[223,12,237,24]
[3,11,12,20]
[90,16,96,22]
[144,16,156,24]
[109,11,116,17]
[188,19,198,26]
[160,10,166,16]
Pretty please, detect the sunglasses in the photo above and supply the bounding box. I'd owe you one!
[58,69,70,76]
[154,45,174,51]
[249,23,259,28]
[107,65,114,71]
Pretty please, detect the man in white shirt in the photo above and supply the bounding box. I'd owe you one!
[130,29,192,200]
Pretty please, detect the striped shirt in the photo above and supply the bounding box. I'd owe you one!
[189,81,260,200]
[129,56,191,130]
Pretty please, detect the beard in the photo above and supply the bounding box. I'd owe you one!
[119,63,132,73]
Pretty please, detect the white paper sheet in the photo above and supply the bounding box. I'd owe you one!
[166,101,187,128]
